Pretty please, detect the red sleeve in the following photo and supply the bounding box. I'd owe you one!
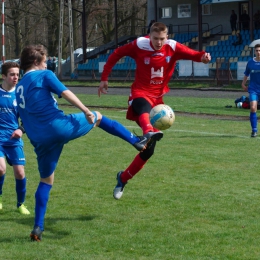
[101,42,136,81]
[174,42,205,62]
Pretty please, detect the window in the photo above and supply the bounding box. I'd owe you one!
[202,4,212,16]
[177,4,191,18]
[160,7,172,18]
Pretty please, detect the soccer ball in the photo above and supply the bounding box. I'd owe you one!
[237,102,243,108]
[149,104,175,130]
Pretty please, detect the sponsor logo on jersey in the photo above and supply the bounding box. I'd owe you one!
[144,57,150,64]
[0,107,14,113]
[151,67,164,79]
[1,94,11,98]
[151,52,164,57]
[150,80,163,85]
[166,56,171,63]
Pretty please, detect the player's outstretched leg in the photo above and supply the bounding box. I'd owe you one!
[97,115,163,151]
[133,131,163,151]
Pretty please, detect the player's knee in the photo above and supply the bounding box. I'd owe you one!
[14,170,25,179]
[0,162,6,175]
[0,168,5,176]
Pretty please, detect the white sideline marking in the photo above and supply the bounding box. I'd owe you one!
[123,126,251,139]
[108,115,254,139]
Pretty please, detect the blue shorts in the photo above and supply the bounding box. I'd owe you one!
[30,111,97,178]
[0,145,26,166]
[249,92,260,102]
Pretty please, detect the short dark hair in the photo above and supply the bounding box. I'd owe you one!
[1,61,19,76]
[150,22,168,34]
[20,45,48,71]
[255,44,260,49]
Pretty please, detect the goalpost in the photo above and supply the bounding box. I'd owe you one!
[58,0,75,79]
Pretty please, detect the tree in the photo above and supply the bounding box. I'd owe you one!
[1,0,147,59]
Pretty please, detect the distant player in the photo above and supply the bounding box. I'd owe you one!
[98,22,211,199]
[16,44,159,241]
[242,43,260,137]
[0,61,30,215]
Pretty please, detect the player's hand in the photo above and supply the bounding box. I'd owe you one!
[10,129,23,139]
[201,53,211,64]
[98,81,108,97]
[85,111,95,124]
[242,84,248,92]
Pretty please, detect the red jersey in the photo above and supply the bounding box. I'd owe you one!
[101,37,205,99]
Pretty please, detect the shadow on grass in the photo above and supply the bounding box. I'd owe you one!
[0,214,96,242]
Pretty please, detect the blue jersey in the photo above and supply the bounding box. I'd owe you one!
[244,58,260,93]
[15,70,68,143]
[0,85,23,147]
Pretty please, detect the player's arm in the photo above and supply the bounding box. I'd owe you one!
[98,80,108,97]
[61,90,95,124]
[241,75,249,91]
[174,42,211,63]
[98,43,134,96]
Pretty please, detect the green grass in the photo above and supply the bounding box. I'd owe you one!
[57,93,249,117]
[1,95,260,259]
[61,80,244,90]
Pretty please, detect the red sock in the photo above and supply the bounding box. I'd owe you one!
[121,154,147,183]
[138,113,153,134]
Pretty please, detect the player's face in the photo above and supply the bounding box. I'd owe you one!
[150,31,168,50]
[38,55,47,70]
[2,67,19,88]
[255,48,260,59]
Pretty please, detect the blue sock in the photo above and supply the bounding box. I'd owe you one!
[250,112,258,132]
[98,115,139,145]
[35,182,52,231]
[16,178,26,207]
[0,174,5,195]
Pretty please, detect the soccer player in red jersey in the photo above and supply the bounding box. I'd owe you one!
[98,22,211,199]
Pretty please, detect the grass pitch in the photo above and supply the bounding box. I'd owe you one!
[1,95,260,259]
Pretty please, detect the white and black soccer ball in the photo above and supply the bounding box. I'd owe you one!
[149,104,175,130]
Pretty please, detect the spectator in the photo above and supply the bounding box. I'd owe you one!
[46,56,53,71]
[147,19,156,34]
[240,10,250,30]
[253,10,260,30]
[232,32,242,46]
[230,10,237,32]
[52,57,57,73]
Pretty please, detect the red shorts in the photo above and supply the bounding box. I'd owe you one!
[126,95,164,122]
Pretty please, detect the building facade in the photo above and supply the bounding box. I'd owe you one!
[147,0,260,35]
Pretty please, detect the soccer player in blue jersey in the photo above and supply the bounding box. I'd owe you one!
[16,44,160,241]
[0,62,30,215]
[242,44,260,137]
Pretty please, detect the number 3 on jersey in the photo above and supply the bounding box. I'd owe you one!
[16,85,25,109]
